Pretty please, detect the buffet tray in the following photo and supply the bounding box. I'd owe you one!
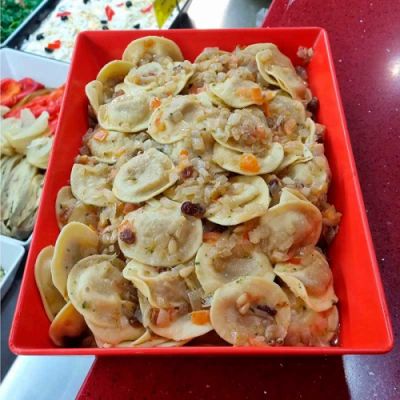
[1,0,192,62]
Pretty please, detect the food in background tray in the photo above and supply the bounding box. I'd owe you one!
[0,79,65,240]
[21,0,161,61]
[35,36,342,348]
[0,0,42,44]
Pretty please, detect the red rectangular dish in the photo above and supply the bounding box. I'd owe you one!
[9,28,393,355]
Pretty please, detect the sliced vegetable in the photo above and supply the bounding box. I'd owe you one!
[0,78,44,107]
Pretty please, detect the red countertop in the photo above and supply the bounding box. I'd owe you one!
[78,1,399,398]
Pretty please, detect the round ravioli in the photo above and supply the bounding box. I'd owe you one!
[275,249,338,312]
[205,176,270,226]
[26,136,53,169]
[51,222,99,299]
[113,148,178,203]
[209,76,264,108]
[212,142,283,175]
[118,329,189,348]
[4,109,48,154]
[255,45,311,101]
[285,147,330,205]
[85,80,104,115]
[278,141,313,171]
[122,36,184,66]
[139,294,213,342]
[195,242,274,294]
[211,107,271,154]
[55,186,98,229]
[70,162,116,207]
[210,277,291,346]
[34,245,66,321]
[87,318,145,347]
[67,254,137,328]
[118,199,203,267]
[87,129,137,164]
[98,93,152,132]
[148,94,213,144]
[284,290,339,346]
[96,60,133,87]
[123,260,189,309]
[124,60,194,98]
[268,94,306,125]
[249,196,322,263]
[49,302,87,347]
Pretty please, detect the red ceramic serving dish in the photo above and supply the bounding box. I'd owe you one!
[10,28,393,355]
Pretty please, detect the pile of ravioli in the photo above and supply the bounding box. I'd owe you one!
[35,36,341,348]
[1,107,53,240]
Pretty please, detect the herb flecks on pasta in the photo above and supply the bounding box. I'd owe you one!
[35,36,342,348]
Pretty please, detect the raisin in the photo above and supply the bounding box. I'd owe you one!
[307,96,319,117]
[268,178,281,198]
[181,201,205,218]
[295,65,308,81]
[256,305,277,317]
[119,228,136,244]
[102,26,109,30]
[180,166,194,179]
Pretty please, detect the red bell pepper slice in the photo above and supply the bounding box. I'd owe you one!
[0,78,44,107]
[6,85,65,134]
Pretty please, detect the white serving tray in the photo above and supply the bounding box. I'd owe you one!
[0,236,25,300]
[0,48,69,247]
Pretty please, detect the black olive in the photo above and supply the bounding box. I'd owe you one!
[44,47,54,53]
[61,15,68,21]
[83,0,90,4]
[36,33,44,40]
[100,19,107,24]
[133,23,141,29]
[126,1,133,7]
[102,26,109,30]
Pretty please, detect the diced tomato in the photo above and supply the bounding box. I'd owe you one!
[150,97,161,110]
[141,4,153,13]
[203,231,221,244]
[261,101,269,116]
[47,40,61,50]
[56,11,71,17]
[250,87,264,104]
[93,129,108,141]
[191,310,210,325]
[105,5,115,21]
[155,117,166,131]
[122,203,141,214]
[288,257,302,265]
[239,153,260,173]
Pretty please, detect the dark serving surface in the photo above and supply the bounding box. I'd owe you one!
[77,1,399,399]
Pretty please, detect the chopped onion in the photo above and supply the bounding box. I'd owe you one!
[188,288,204,311]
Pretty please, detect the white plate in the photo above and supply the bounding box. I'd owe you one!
[0,236,25,300]
[0,48,69,248]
